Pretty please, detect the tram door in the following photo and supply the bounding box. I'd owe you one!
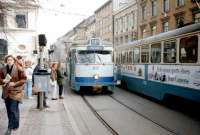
[69,49,76,82]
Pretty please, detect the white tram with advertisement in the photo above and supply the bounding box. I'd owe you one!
[67,38,119,92]
[115,23,200,103]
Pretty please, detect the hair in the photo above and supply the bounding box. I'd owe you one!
[16,55,23,60]
[51,63,57,69]
[4,55,16,63]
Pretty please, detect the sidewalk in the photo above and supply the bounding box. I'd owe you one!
[0,86,80,135]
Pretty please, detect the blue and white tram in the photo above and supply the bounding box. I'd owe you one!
[115,23,200,103]
[67,38,118,92]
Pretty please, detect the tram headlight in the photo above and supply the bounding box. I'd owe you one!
[94,74,99,80]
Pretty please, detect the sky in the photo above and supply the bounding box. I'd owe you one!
[37,0,108,45]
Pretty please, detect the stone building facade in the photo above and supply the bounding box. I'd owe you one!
[113,0,138,46]
[138,0,200,39]
[0,0,39,61]
[95,0,113,42]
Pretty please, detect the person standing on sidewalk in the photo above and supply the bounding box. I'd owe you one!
[50,63,58,100]
[57,63,64,99]
[24,60,33,99]
[0,55,26,135]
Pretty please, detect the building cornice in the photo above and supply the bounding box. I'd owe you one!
[0,27,36,32]
[95,0,112,13]
[113,1,137,16]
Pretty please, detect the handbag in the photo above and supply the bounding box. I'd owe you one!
[32,85,38,95]
[50,79,56,87]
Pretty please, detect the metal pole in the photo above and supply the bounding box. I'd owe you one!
[39,92,44,110]
[38,46,44,110]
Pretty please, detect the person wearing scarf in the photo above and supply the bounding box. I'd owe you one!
[0,55,26,135]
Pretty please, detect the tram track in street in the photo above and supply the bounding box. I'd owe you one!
[82,95,119,135]
[109,95,179,135]
[82,92,179,135]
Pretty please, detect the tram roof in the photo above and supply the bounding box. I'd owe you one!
[117,23,200,49]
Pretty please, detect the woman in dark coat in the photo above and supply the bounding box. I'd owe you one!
[0,55,26,135]
[57,63,64,99]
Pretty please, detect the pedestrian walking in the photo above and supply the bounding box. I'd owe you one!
[24,60,33,99]
[50,63,58,100]
[57,63,64,99]
[15,55,24,70]
[0,55,26,135]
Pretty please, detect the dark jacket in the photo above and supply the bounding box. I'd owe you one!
[56,69,64,85]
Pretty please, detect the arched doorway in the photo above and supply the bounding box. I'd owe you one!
[0,39,8,63]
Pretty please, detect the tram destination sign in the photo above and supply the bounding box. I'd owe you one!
[87,45,104,50]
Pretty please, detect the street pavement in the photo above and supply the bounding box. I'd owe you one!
[0,86,80,135]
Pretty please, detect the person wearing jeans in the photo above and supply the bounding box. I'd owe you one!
[0,55,26,135]
[24,61,33,99]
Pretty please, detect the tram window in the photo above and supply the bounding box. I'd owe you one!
[141,45,149,63]
[164,41,176,63]
[151,43,161,63]
[126,51,129,64]
[122,52,126,64]
[180,36,198,63]
[91,39,100,45]
[129,51,133,64]
[133,47,140,63]
[120,53,123,64]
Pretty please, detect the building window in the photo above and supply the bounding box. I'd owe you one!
[163,40,176,63]
[115,38,118,45]
[142,6,147,20]
[125,35,129,43]
[132,13,135,28]
[120,37,123,44]
[180,36,198,63]
[0,39,8,61]
[115,20,118,34]
[0,13,5,27]
[163,0,169,12]
[151,24,157,36]
[194,13,200,23]
[15,14,27,28]
[176,16,184,28]
[123,16,126,32]
[141,27,147,39]
[125,15,128,31]
[152,0,157,17]
[162,21,169,32]
[176,0,184,7]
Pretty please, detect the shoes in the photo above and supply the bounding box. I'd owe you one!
[51,98,58,100]
[59,96,64,99]
[44,105,50,108]
[4,129,12,135]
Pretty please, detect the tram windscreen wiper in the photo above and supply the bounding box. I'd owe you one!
[96,54,103,65]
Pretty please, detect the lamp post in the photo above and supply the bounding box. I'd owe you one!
[34,34,50,110]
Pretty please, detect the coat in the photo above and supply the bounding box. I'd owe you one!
[0,64,27,102]
[56,69,64,85]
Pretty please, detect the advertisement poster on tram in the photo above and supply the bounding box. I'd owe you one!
[148,65,200,90]
[121,65,145,79]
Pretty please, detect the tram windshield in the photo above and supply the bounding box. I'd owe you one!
[77,50,112,64]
